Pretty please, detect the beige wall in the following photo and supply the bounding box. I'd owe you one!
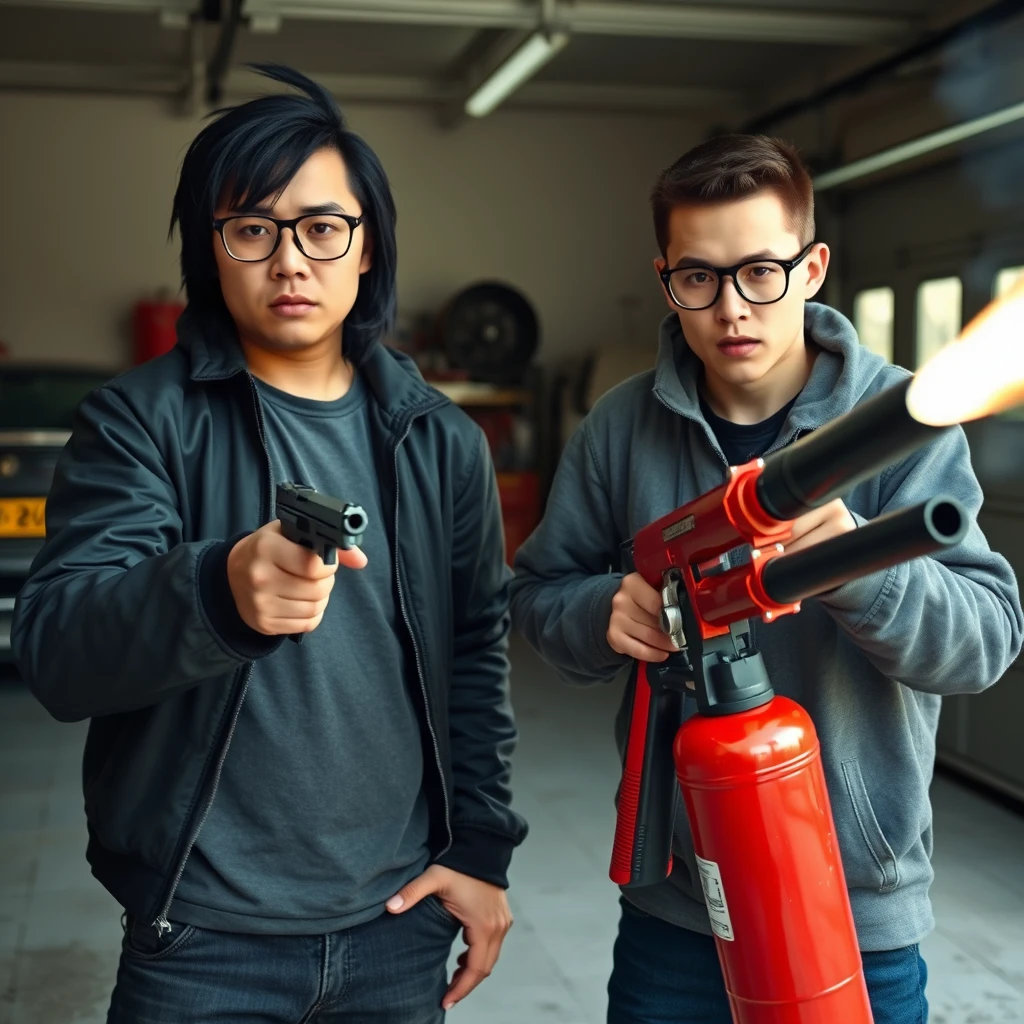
[0,91,706,370]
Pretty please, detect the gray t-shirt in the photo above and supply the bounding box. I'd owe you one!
[171,370,430,934]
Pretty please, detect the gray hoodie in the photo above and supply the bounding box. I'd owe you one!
[509,302,1023,952]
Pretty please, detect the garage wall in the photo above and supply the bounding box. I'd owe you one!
[837,136,1024,323]
[0,90,708,370]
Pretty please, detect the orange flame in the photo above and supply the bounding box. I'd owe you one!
[906,276,1024,426]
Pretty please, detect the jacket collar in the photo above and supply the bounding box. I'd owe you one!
[176,303,448,427]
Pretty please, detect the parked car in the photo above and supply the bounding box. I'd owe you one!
[0,362,118,663]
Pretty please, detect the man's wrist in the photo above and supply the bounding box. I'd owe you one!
[197,535,283,661]
[434,825,516,890]
[592,575,626,665]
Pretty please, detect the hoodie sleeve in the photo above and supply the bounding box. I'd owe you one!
[509,420,629,687]
[815,424,1023,695]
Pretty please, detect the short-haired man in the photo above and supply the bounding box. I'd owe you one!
[13,64,527,1023]
[510,133,1022,1024]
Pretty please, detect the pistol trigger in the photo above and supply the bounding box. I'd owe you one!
[322,546,337,567]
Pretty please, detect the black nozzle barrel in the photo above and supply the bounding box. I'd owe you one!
[760,496,968,606]
[756,377,951,521]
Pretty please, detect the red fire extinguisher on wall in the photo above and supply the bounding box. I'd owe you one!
[133,292,184,365]
[610,378,971,1024]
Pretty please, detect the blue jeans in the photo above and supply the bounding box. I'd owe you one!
[608,899,928,1024]
[106,896,461,1023]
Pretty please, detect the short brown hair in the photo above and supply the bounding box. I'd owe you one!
[651,134,814,255]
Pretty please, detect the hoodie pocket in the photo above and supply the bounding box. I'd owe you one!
[841,758,900,894]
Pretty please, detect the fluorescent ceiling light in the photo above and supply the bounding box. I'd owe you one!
[813,98,1024,191]
[465,30,570,117]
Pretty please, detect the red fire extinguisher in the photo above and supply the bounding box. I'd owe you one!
[133,293,184,365]
[611,378,970,1023]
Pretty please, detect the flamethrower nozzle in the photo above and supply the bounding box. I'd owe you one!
[755,379,949,521]
[757,282,1024,521]
[760,496,968,606]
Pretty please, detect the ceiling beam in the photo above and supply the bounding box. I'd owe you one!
[231,66,743,115]
[0,60,186,95]
[505,79,742,115]
[3,0,197,13]
[14,0,913,46]
[561,2,913,45]
[742,0,1024,132]
[205,0,244,104]
[0,59,742,114]
[233,0,914,46]
[179,18,206,115]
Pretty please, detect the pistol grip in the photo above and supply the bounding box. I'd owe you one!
[281,520,337,567]
[280,519,303,549]
[279,520,327,644]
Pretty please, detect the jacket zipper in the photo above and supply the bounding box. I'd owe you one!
[152,375,273,935]
[392,418,453,857]
[153,663,254,935]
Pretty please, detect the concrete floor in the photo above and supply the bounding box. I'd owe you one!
[1,635,1023,1024]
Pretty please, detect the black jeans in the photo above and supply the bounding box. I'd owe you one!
[106,897,461,1023]
[608,900,929,1024]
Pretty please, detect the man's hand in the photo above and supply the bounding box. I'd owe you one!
[386,864,513,1011]
[603,502,854,661]
[783,498,857,555]
[227,520,368,635]
[606,573,678,663]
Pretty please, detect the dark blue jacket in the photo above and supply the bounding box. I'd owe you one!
[12,308,528,932]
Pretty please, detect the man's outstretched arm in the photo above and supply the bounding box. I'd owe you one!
[13,383,280,722]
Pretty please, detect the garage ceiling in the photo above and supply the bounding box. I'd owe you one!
[0,0,1009,132]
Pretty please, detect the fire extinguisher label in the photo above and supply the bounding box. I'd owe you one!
[696,854,735,941]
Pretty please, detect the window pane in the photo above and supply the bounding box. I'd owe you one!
[992,268,1024,418]
[853,287,894,363]
[915,277,962,368]
[994,265,1024,298]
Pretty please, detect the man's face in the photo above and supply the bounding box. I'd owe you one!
[213,146,371,355]
[654,192,828,390]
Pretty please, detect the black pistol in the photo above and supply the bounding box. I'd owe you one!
[275,482,368,566]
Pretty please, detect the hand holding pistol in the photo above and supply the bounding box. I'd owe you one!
[226,483,368,638]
